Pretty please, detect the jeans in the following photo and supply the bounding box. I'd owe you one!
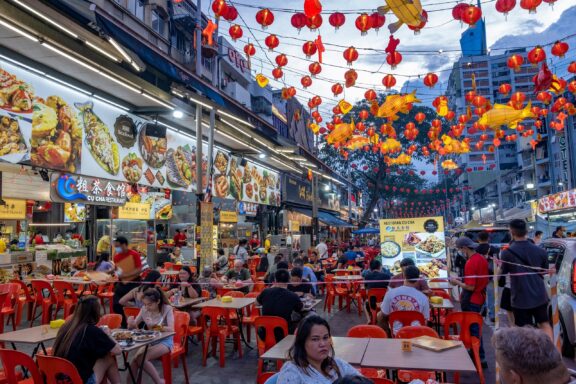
[484,280,495,320]
[461,302,485,361]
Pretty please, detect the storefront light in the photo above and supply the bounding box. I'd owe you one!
[258,153,266,159]
[85,41,120,62]
[324,184,330,191]
[45,74,91,95]
[10,0,78,38]
[140,92,174,110]
[218,109,254,128]
[0,54,43,75]
[220,119,252,138]
[526,182,535,189]
[189,96,213,110]
[0,18,38,41]
[172,110,184,119]
[92,94,129,111]
[216,129,251,148]
[108,38,142,71]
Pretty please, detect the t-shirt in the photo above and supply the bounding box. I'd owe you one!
[389,272,430,292]
[96,235,110,254]
[364,269,392,289]
[316,242,328,258]
[344,251,357,261]
[225,268,251,293]
[173,233,187,247]
[381,285,430,334]
[233,245,249,262]
[58,324,116,383]
[288,279,312,295]
[463,253,489,306]
[501,240,549,309]
[257,287,303,333]
[113,249,142,281]
[277,358,360,384]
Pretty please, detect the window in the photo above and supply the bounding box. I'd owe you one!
[152,10,165,36]
[543,245,565,272]
[127,0,144,20]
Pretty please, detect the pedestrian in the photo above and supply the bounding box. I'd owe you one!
[112,236,142,321]
[553,226,565,238]
[233,239,250,263]
[477,231,499,324]
[214,248,229,275]
[533,230,543,245]
[379,265,430,336]
[450,236,489,367]
[316,238,328,259]
[499,219,552,340]
[248,233,260,251]
[493,327,573,384]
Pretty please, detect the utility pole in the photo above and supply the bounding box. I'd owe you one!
[311,174,319,245]
[195,0,202,77]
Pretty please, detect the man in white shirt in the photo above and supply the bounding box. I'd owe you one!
[234,239,249,263]
[379,265,430,335]
[316,239,328,259]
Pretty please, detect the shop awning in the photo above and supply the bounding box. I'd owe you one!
[291,207,354,227]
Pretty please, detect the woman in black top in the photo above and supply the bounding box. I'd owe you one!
[53,296,121,384]
[168,266,202,324]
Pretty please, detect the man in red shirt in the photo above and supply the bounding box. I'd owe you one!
[173,229,187,247]
[112,236,142,324]
[450,236,489,367]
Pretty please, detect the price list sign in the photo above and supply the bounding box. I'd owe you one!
[200,202,214,268]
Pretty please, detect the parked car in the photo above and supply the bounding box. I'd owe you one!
[448,227,511,275]
[541,238,576,357]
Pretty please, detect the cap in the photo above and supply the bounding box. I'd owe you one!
[266,234,272,238]
[455,237,478,250]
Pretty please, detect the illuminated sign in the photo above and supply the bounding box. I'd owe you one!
[220,210,238,223]
[50,173,128,206]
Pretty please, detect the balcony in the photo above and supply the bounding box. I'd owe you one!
[538,178,551,187]
[512,178,526,190]
[521,157,534,169]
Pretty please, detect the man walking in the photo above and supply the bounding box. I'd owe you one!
[499,219,552,340]
[477,231,499,324]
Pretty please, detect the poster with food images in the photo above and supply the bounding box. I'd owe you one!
[0,57,281,205]
[379,216,446,269]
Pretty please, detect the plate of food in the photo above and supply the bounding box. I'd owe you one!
[139,123,167,169]
[133,330,159,342]
[214,150,229,173]
[121,152,143,183]
[380,240,401,259]
[0,114,27,158]
[166,146,193,187]
[214,174,229,197]
[0,68,35,113]
[415,234,446,258]
[111,330,133,341]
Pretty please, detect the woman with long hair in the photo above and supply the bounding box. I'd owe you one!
[127,286,174,384]
[168,266,201,299]
[53,296,121,384]
[277,315,361,384]
[94,252,114,273]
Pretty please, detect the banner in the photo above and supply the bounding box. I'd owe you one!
[50,173,128,206]
[0,199,26,219]
[118,202,151,220]
[219,210,238,223]
[379,216,445,266]
[538,189,576,214]
[0,58,281,206]
[283,175,340,211]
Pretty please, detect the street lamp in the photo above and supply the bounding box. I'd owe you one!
[526,182,535,190]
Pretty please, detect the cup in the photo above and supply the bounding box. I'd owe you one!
[401,340,412,352]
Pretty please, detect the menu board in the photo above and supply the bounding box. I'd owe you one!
[0,59,280,206]
[538,189,576,214]
[379,217,446,266]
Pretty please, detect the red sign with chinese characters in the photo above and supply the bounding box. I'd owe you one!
[50,173,129,206]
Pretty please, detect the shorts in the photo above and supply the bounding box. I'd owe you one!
[155,336,174,351]
[500,287,512,311]
[513,302,549,327]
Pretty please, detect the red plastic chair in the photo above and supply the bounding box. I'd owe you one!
[10,280,33,326]
[37,354,82,383]
[325,275,351,312]
[201,306,242,367]
[371,379,394,384]
[164,262,175,270]
[242,292,261,343]
[97,313,122,329]
[431,289,451,299]
[396,325,439,339]
[97,283,115,314]
[254,316,288,377]
[0,348,42,383]
[30,280,58,326]
[252,281,265,293]
[347,324,388,338]
[226,291,245,298]
[444,312,485,384]
[388,310,426,337]
[53,281,79,320]
[201,289,210,298]
[162,310,190,384]
[257,372,276,384]
[0,283,21,331]
[123,306,140,319]
[187,319,205,360]
[366,288,388,325]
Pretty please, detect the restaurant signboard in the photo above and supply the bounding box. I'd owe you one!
[219,210,238,223]
[118,202,151,220]
[50,173,128,206]
[538,189,576,214]
[283,175,340,211]
[0,199,26,220]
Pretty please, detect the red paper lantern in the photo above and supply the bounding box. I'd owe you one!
[520,0,542,13]
[370,12,386,32]
[331,83,343,96]
[527,46,546,65]
[291,13,307,31]
[495,0,516,15]
[306,14,323,31]
[415,112,426,124]
[358,110,369,121]
[570,81,576,94]
[264,34,279,51]
[386,52,402,69]
[311,95,322,106]
[408,10,428,34]
[302,41,317,58]
[329,12,346,30]
[301,76,313,89]
[364,89,377,101]
[537,91,552,105]
[228,25,243,41]
[382,74,396,89]
[256,8,274,29]
[243,43,256,57]
[499,83,512,95]
[343,47,359,65]
[275,53,288,67]
[452,3,469,20]
[211,0,228,18]
[272,67,283,80]
[461,5,482,27]
[446,110,455,120]
[309,62,322,76]
[507,54,524,71]
[551,41,569,58]
[356,122,365,132]
[355,13,373,35]
[569,62,576,74]
[423,72,439,88]
[344,69,358,88]
[304,0,322,18]
[223,5,238,21]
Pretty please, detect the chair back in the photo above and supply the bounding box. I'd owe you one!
[245,292,261,317]
[0,283,20,307]
[10,280,33,302]
[202,307,232,334]
[443,311,483,348]
[347,324,388,338]
[252,281,265,293]
[31,280,57,304]
[164,262,174,270]
[37,354,83,384]
[258,372,278,384]
[396,325,439,339]
[388,310,426,336]
[123,306,140,318]
[254,316,288,355]
[173,310,191,347]
[0,348,43,383]
[53,281,79,304]
[97,313,122,329]
[227,291,245,298]
[367,288,388,305]
[201,289,210,298]
[431,289,451,299]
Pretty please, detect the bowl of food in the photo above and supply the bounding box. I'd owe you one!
[112,330,134,342]
[414,234,446,259]
[380,240,401,259]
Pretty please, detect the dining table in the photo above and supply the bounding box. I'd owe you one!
[0,324,59,356]
[429,298,455,333]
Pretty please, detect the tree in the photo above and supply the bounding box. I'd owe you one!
[317,91,450,225]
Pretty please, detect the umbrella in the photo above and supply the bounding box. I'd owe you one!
[352,228,380,235]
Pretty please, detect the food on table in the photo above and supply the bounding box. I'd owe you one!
[76,101,119,174]
[155,170,165,185]
[214,150,229,173]
[144,168,155,185]
[0,115,27,156]
[214,174,229,197]
[0,68,34,113]
[139,124,167,168]
[415,235,445,255]
[112,331,134,341]
[246,183,253,199]
[121,152,143,183]
[32,97,82,172]
[380,240,401,258]
[166,146,193,187]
